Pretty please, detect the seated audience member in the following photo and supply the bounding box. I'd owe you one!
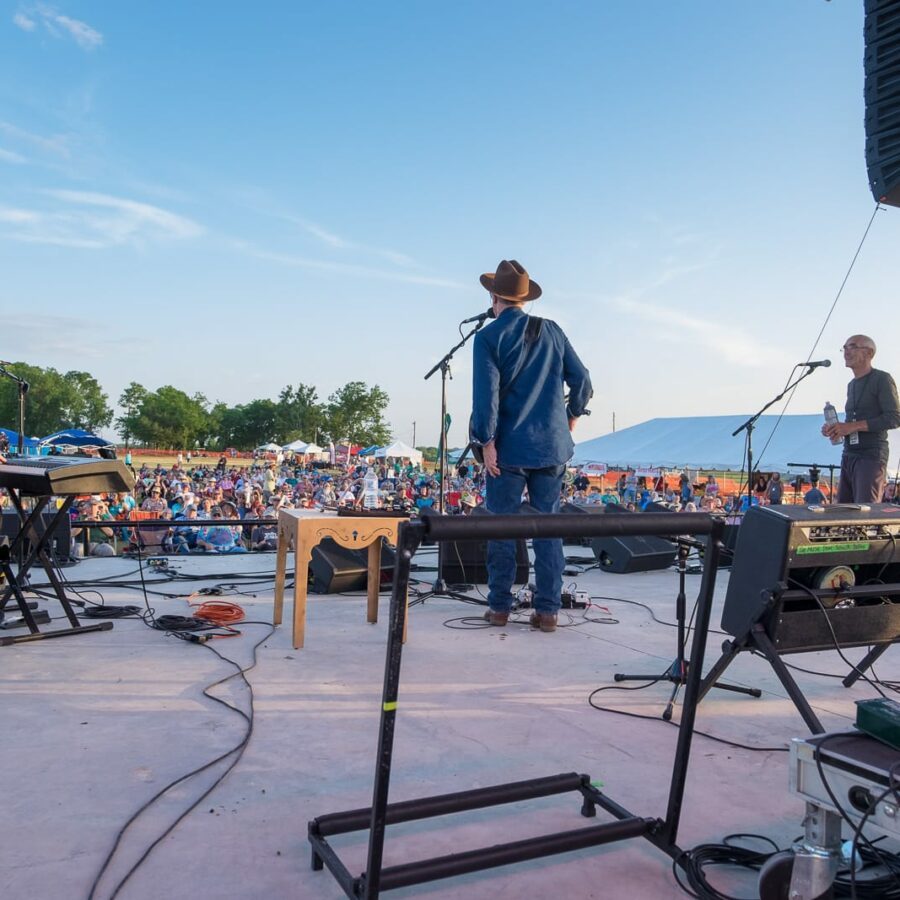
[251,516,278,551]
[173,505,201,553]
[196,507,247,553]
[72,498,117,557]
[415,486,434,511]
[140,486,170,554]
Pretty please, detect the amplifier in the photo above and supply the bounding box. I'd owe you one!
[721,504,900,651]
[1,509,72,563]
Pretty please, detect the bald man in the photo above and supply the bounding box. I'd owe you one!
[822,334,900,502]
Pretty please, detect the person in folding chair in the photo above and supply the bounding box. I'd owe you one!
[469,259,592,633]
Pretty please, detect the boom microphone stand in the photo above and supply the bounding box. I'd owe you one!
[0,363,29,456]
[422,317,489,596]
[734,364,820,511]
[614,537,760,718]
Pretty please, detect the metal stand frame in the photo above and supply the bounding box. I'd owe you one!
[698,623,826,733]
[0,489,112,645]
[308,512,723,898]
[613,538,760,719]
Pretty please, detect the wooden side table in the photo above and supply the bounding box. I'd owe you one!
[273,510,407,649]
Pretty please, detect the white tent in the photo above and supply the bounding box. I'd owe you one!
[303,442,324,455]
[375,440,423,464]
[255,442,281,452]
[572,414,900,472]
[283,439,308,452]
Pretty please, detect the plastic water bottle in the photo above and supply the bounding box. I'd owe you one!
[363,467,380,509]
[824,402,842,445]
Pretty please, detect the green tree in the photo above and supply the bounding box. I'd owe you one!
[0,362,112,437]
[323,381,391,447]
[128,385,210,449]
[117,381,149,447]
[216,399,279,450]
[276,383,325,444]
[417,446,439,463]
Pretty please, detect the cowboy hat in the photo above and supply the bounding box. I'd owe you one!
[480,259,541,302]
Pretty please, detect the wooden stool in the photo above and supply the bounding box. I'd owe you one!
[273,510,407,649]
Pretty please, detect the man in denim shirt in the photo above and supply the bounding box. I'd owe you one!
[470,260,592,632]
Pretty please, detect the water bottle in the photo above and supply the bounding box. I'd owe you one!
[824,402,842,445]
[363,467,380,509]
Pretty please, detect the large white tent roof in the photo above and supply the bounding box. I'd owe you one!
[375,440,423,463]
[572,414,900,472]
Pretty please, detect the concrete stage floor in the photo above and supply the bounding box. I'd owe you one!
[1,543,897,900]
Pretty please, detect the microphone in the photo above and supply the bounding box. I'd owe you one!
[801,359,831,369]
[460,308,495,324]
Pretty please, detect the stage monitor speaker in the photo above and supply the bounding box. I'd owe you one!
[721,504,900,650]
[309,538,396,594]
[592,534,676,574]
[865,0,900,206]
[1,510,72,563]
[559,502,605,546]
[439,507,530,585]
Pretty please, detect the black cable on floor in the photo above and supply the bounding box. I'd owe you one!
[87,622,274,900]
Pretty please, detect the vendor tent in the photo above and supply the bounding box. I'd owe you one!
[255,442,281,452]
[283,439,308,452]
[39,429,114,450]
[302,442,323,455]
[0,427,39,454]
[571,414,899,472]
[376,440,423,464]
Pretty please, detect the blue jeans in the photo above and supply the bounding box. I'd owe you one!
[485,464,566,615]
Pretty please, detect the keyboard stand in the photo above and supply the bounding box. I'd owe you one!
[0,489,112,646]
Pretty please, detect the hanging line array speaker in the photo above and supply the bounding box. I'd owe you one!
[865,0,900,206]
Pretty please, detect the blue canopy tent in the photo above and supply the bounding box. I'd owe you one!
[0,427,39,454]
[38,429,115,453]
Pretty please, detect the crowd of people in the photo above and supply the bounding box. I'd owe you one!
[60,449,876,560]
[67,455,473,557]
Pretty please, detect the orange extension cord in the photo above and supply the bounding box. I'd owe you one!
[187,597,246,630]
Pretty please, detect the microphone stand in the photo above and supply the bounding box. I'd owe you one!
[0,363,29,457]
[733,365,819,511]
[421,317,488,596]
[0,364,30,590]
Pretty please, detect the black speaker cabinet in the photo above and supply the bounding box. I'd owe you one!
[309,538,396,594]
[592,534,676,574]
[721,504,900,652]
[1,510,72,562]
[559,502,605,546]
[865,0,900,206]
[439,508,530,585]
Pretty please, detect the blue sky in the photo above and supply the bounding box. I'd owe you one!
[1,2,896,449]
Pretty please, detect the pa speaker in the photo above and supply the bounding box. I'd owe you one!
[865,0,900,206]
[1,510,72,563]
[559,502,605,546]
[309,538,396,594]
[592,534,676,574]
[439,508,530,585]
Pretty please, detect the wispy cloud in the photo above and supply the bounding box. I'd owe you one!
[13,4,103,50]
[282,214,418,268]
[0,147,27,164]
[0,313,117,359]
[233,240,463,289]
[0,121,70,158]
[12,11,35,31]
[0,191,204,249]
[610,292,784,369]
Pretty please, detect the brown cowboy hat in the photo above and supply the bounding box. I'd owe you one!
[479,259,542,302]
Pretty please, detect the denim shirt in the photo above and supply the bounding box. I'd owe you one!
[471,307,592,468]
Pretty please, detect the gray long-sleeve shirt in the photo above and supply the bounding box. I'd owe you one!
[843,367,900,463]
